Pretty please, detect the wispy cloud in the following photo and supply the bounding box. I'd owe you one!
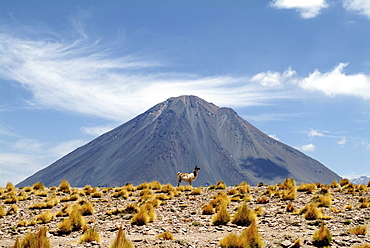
[308,129,325,137]
[0,27,298,122]
[343,0,370,19]
[0,137,87,186]
[269,0,329,19]
[81,124,117,136]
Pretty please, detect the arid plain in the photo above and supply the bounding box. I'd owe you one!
[0,179,369,247]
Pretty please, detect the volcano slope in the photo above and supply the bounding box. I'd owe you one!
[18,95,340,187]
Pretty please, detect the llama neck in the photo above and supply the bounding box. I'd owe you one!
[193,169,198,178]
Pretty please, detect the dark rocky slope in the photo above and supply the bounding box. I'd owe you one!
[18,96,341,187]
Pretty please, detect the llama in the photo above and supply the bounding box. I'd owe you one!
[177,166,200,187]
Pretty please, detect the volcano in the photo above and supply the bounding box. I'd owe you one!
[18,95,341,187]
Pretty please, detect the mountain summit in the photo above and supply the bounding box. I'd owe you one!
[18,95,341,187]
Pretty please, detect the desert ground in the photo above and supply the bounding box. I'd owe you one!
[0,179,369,247]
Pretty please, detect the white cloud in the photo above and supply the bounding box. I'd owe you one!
[0,29,297,122]
[49,139,86,158]
[299,143,316,152]
[251,67,296,87]
[308,129,325,137]
[81,124,117,136]
[270,0,329,18]
[0,153,43,187]
[299,63,370,99]
[14,139,44,153]
[0,138,87,186]
[337,137,347,145]
[268,134,280,141]
[343,0,370,19]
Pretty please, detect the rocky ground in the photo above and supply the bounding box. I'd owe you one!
[0,180,369,248]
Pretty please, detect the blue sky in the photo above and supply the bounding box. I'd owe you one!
[0,0,369,186]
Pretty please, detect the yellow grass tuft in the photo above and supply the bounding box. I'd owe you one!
[58,179,71,193]
[156,231,175,240]
[312,224,332,247]
[240,220,263,248]
[32,182,45,191]
[211,203,230,226]
[58,206,86,233]
[232,201,256,226]
[111,226,134,248]
[300,203,322,220]
[202,203,215,215]
[35,210,54,224]
[0,206,6,217]
[79,228,101,243]
[219,232,244,248]
[20,227,50,248]
[216,181,227,189]
[349,225,368,236]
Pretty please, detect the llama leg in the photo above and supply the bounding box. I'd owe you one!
[177,179,181,187]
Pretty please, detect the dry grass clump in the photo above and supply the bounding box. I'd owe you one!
[286,201,295,212]
[58,179,71,193]
[330,180,339,188]
[210,192,230,210]
[32,182,45,191]
[58,206,87,233]
[202,203,215,215]
[311,195,332,207]
[232,201,256,226]
[6,182,15,192]
[281,187,297,201]
[7,204,19,215]
[0,205,6,217]
[220,220,263,248]
[299,203,322,220]
[35,210,54,224]
[312,224,332,247]
[219,233,244,248]
[297,183,316,194]
[60,193,79,202]
[79,228,101,244]
[29,195,59,209]
[149,181,162,190]
[211,203,230,225]
[189,187,202,195]
[111,189,129,199]
[349,225,368,236]
[16,226,50,248]
[111,226,134,248]
[156,231,175,240]
[78,199,95,215]
[216,181,227,189]
[130,203,156,226]
[340,178,350,187]
[256,196,269,204]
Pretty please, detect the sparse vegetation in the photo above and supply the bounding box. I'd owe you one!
[1,178,369,247]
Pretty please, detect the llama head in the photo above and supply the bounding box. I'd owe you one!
[194,166,200,171]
